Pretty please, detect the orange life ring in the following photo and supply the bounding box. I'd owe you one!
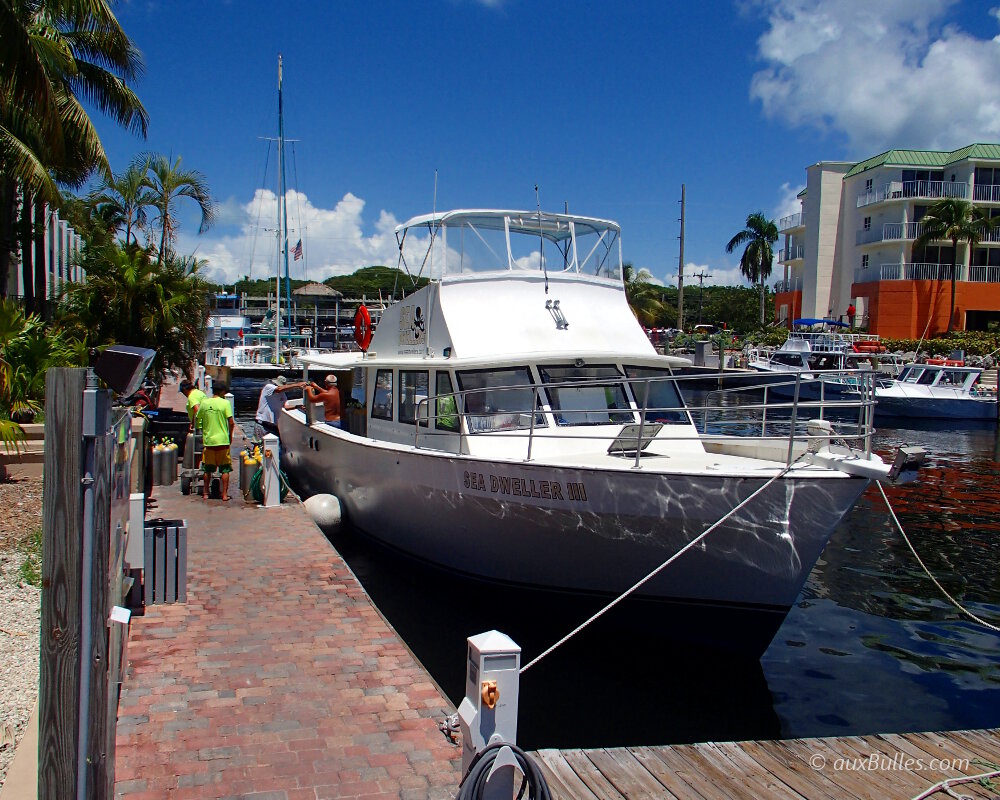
[354,305,373,351]
[926,358,946,365]
[944,359,964,366]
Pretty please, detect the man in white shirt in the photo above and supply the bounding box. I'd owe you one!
[255,375,307,437]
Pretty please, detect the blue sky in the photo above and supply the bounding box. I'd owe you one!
[94,0,1000,288]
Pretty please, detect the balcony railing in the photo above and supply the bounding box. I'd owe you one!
[779,244,804,262]
[856,221,926,245]
[778,212,802,231]
[852,262,993,284]
[974,184,1000,203]
[856,180,967,208]
[774,277,802,293]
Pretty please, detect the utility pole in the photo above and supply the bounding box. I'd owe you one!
[677,184,685,330]
[693,271,713,325]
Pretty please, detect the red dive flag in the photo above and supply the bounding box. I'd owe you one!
[293,239,303,260]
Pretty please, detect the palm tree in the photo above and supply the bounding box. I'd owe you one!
[88,156,156,246]
[725,212,778,325]
[912,198,996,333]
[0,0,147,299]
[623,263,668,327]
[61,243,210,379]
[144,154,215,264]
[0,0,147,196]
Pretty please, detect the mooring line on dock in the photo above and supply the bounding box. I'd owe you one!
[877,481,1000,634]
[910,765,1000,799]
[519,458,803,674]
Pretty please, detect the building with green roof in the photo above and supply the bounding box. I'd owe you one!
[775,143,1000,337]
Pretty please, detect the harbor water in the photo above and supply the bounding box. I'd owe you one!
[231,378,1000,750]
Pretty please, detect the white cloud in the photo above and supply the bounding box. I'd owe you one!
[750,0,1000,152]
[774,181,804,223]
[179,189,406,286]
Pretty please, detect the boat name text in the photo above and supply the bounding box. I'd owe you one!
[463,471,588,502]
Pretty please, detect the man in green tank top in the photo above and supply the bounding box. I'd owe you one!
[195,383,235,500]
[180,380,206,428]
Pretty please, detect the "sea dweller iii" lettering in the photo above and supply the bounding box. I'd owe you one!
[462,471,587,502]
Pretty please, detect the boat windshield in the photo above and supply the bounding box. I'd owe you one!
[399,212,623,280]
[772,353,806,367]
[456,367,546,431]
[623,366,690,424]
[538,365,634,426]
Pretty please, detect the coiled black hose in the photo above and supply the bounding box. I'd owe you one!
[455,742,552,800]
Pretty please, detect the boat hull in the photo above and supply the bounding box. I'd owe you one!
[280,411,870,655]
[874,394,998,420]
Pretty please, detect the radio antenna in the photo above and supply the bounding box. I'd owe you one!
[535,184,548,294]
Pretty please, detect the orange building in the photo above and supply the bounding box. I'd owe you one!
[776,144,1000,338]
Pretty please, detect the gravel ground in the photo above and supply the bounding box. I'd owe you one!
[0,475,43,790]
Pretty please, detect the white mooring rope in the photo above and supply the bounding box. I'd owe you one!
[520,458,803,674]
[876,481,1000,634]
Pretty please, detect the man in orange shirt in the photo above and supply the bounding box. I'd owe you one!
[305,374,341,427]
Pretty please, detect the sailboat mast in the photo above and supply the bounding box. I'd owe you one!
[277,53,293,361]
[274,55,283,361]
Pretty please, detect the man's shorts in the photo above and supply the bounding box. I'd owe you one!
[201,444,232,474]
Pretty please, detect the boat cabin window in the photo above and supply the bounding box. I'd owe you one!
[939,370,966,386]
[917,369,937,385]
[772,353,806,367]
[809,354,842,370]
[351,367,366,405]
[399,370,429,427]
[372,369,393,420]
[623,366,690,424]
[435,372,459,432]
[538,365,634,426]
[456,367,545,431]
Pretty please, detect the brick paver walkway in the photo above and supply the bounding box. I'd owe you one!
[115,383,462,799]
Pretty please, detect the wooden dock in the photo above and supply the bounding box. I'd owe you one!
[531,728,1000,799]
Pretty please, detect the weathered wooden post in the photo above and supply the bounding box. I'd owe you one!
[38,366,132,800]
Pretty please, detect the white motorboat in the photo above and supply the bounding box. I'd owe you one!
[744,322,898,399]
[864,361,998,420]
[279,209,921,656]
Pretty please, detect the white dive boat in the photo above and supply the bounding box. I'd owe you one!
[744,322,896,399]
[864,361,998,420]
[279,209,922,657]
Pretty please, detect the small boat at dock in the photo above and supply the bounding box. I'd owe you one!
[279,209,923,657]
[861,361,999,420]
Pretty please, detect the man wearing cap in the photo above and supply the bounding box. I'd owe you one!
[195,382,235,501]
[179,380,206,430]
[305,374,342,427]
[255,375,307,437]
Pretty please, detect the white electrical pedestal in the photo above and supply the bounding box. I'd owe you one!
[457,631,521,795]
[261,433,281,507]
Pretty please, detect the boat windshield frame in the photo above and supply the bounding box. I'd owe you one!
[394,209,623,282]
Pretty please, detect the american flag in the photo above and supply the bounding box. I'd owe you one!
[292,239,303,260]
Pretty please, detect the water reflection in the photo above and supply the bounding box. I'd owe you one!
[765,421,1000,739]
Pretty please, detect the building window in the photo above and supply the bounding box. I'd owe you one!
[863,216,871,231]
[862,254,869,268]
[865,178,873,192]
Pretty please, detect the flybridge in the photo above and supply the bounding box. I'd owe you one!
[394,209,624,282]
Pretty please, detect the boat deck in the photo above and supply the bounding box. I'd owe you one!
[532,728,1000,799]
